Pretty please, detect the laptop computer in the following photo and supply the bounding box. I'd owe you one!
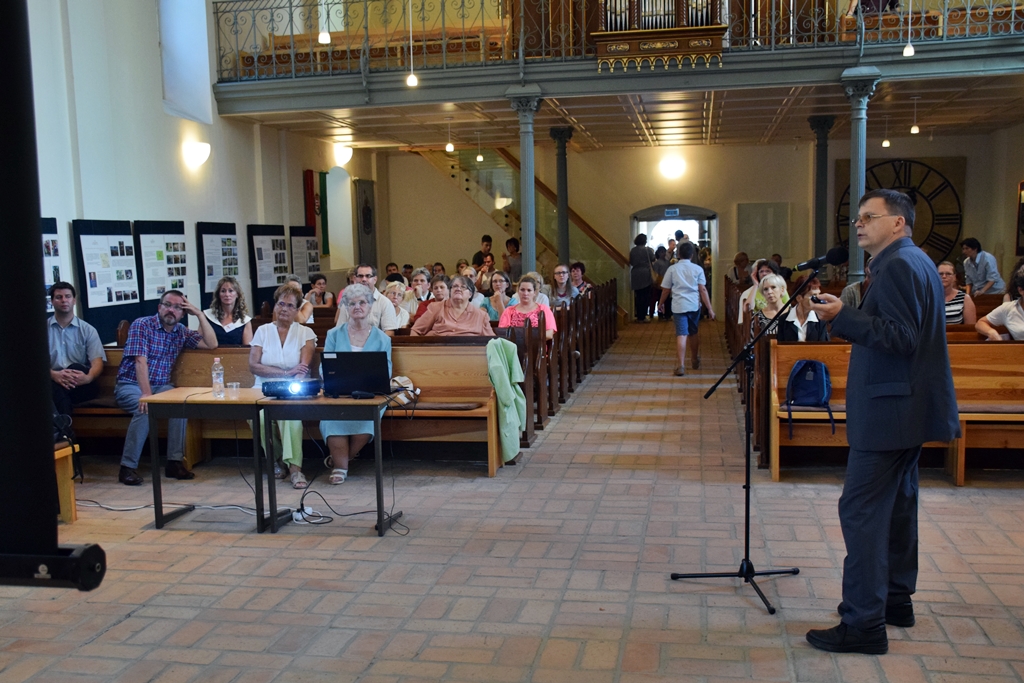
[321,352,391,398]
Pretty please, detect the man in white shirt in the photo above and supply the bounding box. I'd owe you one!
[658,242,715,376]
[48,282,107,416]
[335,264,400,333]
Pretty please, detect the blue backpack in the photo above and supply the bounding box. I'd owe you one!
[785,360,834,439]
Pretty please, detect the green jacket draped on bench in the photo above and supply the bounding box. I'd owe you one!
[487,338,526,463]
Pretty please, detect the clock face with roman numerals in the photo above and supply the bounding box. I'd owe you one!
[836,159,963,263]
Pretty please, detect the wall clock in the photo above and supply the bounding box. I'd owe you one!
[836,158,964,263]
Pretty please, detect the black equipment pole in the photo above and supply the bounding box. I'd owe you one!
[0,0,105,590]
[669,272,821,613]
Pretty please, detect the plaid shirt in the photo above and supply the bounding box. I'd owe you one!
[116,314,203,386]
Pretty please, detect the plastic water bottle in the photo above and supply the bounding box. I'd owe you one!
[211,357,225,398]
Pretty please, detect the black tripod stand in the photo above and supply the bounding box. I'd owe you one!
[669,272,820,613]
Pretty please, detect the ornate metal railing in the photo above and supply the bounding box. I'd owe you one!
[214,0,1024,81]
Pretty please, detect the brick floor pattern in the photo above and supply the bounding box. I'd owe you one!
[2,320,1024,682]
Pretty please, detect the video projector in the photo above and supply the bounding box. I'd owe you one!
[261,378,322,399]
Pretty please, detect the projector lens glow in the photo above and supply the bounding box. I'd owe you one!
[289,382,301,394]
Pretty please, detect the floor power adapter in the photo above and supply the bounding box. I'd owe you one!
[291,507,314,522]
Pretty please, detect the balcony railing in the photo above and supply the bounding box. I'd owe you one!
[214,0,1024,81]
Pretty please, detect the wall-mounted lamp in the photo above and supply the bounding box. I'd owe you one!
[659,155,685,179]
[334,143,353,167]
[182,140,211,169]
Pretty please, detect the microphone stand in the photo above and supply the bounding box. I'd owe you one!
[669,270,821,614]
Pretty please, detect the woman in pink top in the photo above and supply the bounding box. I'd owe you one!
[498,275,557,340]
[411,275,495,336]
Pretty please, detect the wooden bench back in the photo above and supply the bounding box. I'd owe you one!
[770,342,851,406]
[947,341,1024,403]
[770,339,1024,408]
[391,343,491,395]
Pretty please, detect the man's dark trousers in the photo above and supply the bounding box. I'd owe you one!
[838,445,921,630]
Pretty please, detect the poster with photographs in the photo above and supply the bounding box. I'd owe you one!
[253,236,288,287]
[291,236,320,281]
[43,234,62,312]
[79,234,139,308]
[140,234,188,300]
[204,235,239,291]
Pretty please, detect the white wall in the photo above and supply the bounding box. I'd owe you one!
[28,0,334,316]
[386,152,510,273]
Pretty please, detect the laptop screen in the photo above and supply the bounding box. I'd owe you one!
[321,352,391,397]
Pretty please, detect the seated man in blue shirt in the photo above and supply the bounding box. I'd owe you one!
[48,282,106,418]
[961,237,1005,297]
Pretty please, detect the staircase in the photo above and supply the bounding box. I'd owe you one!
[418,149,630,313]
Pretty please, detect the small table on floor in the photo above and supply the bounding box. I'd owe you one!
[257,394,401,536]
[141,388,289,532]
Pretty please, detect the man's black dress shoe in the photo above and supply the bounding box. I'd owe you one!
[838,601,915,628]
[119,466,143,486]
[806,622,888,655]
[165,460,195,480]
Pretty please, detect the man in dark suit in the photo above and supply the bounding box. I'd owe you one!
[806,189,959,655]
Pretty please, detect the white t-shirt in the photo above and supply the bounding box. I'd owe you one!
[335,288,400,331]
[983,299,1024,340]
[250,322,318,387]
[661,259,706,314]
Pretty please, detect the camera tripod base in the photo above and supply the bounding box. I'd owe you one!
[671,560,799,614]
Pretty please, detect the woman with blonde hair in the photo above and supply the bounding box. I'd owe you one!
[382,280,411,328]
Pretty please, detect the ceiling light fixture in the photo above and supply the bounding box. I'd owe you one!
[476,132,484,163]
[445,117,454,153]
[928,126,935,142]
[405,0,418,86]
[318,30,331,44]
[882,115,891,148]
[910,96,920,134]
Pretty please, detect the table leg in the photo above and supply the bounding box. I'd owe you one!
[252,409,266,533]
[263,416,292,533]
[373,409,402,536]
[150,411,193,528]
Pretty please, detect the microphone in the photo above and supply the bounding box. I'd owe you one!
[796,246,849,271]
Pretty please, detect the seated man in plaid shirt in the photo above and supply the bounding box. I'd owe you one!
[116,290,217,485]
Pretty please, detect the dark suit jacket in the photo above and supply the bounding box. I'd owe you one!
[830,237,959,451]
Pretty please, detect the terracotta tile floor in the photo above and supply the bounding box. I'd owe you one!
[3,320,1024,682]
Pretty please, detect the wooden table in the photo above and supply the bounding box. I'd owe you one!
[140,388,290,532]
[257,394,401,536]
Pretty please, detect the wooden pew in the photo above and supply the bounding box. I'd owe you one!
[54,441,79,524]
[766,340,1024,483]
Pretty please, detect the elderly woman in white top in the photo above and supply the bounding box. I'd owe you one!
[321,284,392,484]
[249,284,317,489]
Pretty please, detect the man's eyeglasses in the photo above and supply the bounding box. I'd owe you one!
[354,273,373,280]
[160,303,184,312]
[851,213,896,226]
